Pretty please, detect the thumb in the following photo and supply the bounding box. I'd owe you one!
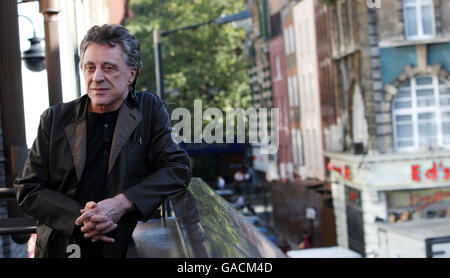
[83,201,97,211]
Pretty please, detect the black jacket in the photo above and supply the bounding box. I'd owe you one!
[14,92,192,257]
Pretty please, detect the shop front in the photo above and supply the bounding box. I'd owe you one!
[326,150,450,257]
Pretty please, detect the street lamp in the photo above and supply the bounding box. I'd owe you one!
[19,15,45,72]
[153,10,251,100]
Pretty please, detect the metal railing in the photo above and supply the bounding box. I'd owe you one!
[0,187,37,236]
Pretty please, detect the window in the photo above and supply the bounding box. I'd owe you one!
[284,25,295,55]
[288,26,295,55]
[287,75,299,107]
[274,56,282,81]
[287,76,293,106]
[292,75,299,107]
[283,28,290,55]
[291,128,298,165]
[392,76,450,152]
[291,128,304,168]
[403,0,435,40]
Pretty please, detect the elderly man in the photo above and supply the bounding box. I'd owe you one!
[14,24,193,258]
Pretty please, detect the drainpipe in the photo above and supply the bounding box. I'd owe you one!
[40,0,63,106]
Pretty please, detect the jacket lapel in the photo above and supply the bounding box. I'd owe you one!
[108,102,143,174]
[65,120,87,182]
[64,95,89,182]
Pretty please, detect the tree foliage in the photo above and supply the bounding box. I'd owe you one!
[125,0,251,116]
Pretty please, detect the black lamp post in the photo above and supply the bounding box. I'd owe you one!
[153,10,251,100]
[19,15,46,72]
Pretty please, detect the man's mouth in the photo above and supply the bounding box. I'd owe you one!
[91,88,110,94]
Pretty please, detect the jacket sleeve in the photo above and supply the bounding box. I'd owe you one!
[123,97,192,219]
[14,109,83,236]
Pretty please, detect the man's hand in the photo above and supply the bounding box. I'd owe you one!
[75,194,134,243]
[79,202,118,243]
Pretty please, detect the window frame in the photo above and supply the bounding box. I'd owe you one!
[392,76,450,152]
[403,0,436,40]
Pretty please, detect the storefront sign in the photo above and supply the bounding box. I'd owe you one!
[411,162,450,182]
[327,162,351,180]
[410,189,450,211]
[388,188,450,219]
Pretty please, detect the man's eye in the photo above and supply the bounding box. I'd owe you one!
[104,66,114,71]
[85,66,95,71]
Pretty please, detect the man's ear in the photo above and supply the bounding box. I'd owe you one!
[128,68,138,85]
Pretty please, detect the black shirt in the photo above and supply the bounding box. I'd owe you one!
[75,109,118,205]
[74,109,118,258]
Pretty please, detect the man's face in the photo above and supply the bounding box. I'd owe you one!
[82,43,137,113]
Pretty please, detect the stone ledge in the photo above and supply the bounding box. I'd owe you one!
[379,37,450,48]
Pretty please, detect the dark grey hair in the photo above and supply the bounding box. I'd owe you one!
[79,24,142,90]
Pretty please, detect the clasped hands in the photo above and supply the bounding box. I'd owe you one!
[75,194,133,243]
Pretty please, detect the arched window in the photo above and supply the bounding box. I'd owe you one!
[392,76,450,152]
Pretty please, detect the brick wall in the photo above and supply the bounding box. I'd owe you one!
[440,0,450,36]
[377,0,404,42]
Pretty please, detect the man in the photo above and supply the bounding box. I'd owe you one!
[216,176,225,190]
[14,24,193,258]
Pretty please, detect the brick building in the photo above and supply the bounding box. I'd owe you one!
[268,0,293,182]
[264,0,338,249]
[325,0,450,257]
[246,0,279,183]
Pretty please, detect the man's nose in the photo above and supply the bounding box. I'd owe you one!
[93,68,105,82]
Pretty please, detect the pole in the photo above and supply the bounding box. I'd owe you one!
[0,0,32,245]
[40,0,63,106]
[153,30,164,100]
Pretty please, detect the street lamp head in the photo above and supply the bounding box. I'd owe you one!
[22,35,45,72]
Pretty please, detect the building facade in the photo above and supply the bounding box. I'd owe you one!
[268,0,293,182]
[326,0,450,257]
[281,1,305,179]
[293,0,327,181]
[267,0,338,249]
[246,0,279,183]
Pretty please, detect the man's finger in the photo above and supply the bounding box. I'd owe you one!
[80,221,96,233]
[75,209,96,226]
[87,224,117,241]
[92,235,115,243]
[85,201,97,210]
[84,223,116,238]
[94,220,114,231]
[88,223,118,241]
[89,214,110,223]
[84,230,101,239]
[80,202,97,214]
[99,223,118,234]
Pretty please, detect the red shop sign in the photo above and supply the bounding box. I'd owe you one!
[411,162,450,182]
[327,162,351,180]
[410,189,450,211]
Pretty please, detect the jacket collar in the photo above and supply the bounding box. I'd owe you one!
[74,91,138,122]
[66,92,143,181]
